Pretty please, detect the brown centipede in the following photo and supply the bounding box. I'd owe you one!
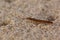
[26,17,53,24]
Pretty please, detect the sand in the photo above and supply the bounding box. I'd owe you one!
[0,0,60,40]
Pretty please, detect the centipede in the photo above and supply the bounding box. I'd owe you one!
[26,17,53,24]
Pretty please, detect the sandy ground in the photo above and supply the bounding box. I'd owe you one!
[0,0,60,40]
